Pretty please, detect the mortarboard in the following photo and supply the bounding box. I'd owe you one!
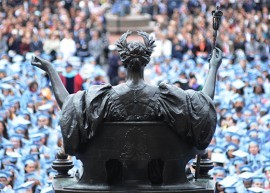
[212,146,225,153]
[13,125,27,133]
[9,133,24,141]
[252,176,265,184]
[38,103,53,111]
[247,187,266,193]
[231,133,241,141]
[15,181,35,193]
[239,165,253,173]
[2,141,14,149]
[29,132,46,144]
[4,163,20,172]
[23,154,37,166]
[0,83,12,90]
[232,79,245,90]
[263,165,270,172]
[37,113,51,120]
[248,139,260,147]
[219,175,238,189]
[0,170,11,179]
[231,157,246,166]
[5,151,22,159]
[12,55,24,63]
[225,143,239,151]
[40,186,54,193]
[24,172,39,181]
[224,186,237,193]
[232,150,248,158]
[211,152,226,164]
[13,116,31,125]
[239,171,254,181]
[212,166,227,175]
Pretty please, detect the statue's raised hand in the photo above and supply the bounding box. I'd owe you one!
[209,48,222,70]
[31,56,51,72]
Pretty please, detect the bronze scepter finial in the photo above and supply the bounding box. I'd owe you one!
[212,4,223,50]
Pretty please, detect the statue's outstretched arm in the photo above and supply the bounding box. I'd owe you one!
[202,48,222,99]
[31,56,69,109]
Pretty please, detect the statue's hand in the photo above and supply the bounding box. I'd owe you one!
[209,47,222,70]
[31,56,51,72]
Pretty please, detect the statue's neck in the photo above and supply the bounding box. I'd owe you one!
[126,68,145,89]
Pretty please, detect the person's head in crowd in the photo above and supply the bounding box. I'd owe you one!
[253,84,265,95]
[213,166,227,179]
[231,133,241,146]
[9,133,23,150]
[0,120,8,139]
[117,66,126,84]
[0,170,9,187]
[232,157,246,174]
[26,100,36,114]
[1,84,12,97]
[251,177,265,189]
[248,140,260,156]
[256,76,264,85]
[37,114,51,128]
[28,81,38,93]
[263,165,270,180]
[225,143,238,160]
[24,156,38,174]
[214,177,224,193]
[24,173,41,193]
[65,62,73,73]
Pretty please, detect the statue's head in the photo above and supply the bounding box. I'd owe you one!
[115,31,155,71]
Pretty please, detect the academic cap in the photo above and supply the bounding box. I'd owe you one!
[9,133,24,141]
[239,165,253,173]
[248,139,260,147]
[225,143,238,151]
[12,116,31,125]
[40,186,55,193]
[24,172,39,181]
[0,83,12,90]
[38,103,53,111]
[15,181,35,193]
[212,166,227,175]
[23,154,37,166]
[219,175,238,188]
[231,157,246,166]
[13,125,27,133]
[0,170,11,178]
[224,186,237,193]
[232,149,248,158]
[232,79,245,89]
[212,146,225,153]
[252,176,265,184]
[4,163,20,172]
[239,172,254,181]
[248,187,266,193]
[211,153,226,164]
[263,165,270,172]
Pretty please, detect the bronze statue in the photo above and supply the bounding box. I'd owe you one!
[32,31,222,192]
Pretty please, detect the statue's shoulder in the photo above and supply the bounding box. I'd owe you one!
[86,83,112,96]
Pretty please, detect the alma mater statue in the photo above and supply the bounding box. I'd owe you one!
[32,31,222,192]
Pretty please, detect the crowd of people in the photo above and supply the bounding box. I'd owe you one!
[0,0,270,192]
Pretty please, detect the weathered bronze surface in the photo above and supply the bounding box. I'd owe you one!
[32,29,222,192]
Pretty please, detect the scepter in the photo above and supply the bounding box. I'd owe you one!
[194,5,223,181]
[211,4,223,51]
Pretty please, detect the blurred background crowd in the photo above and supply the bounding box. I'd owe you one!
[0,0,270,192]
